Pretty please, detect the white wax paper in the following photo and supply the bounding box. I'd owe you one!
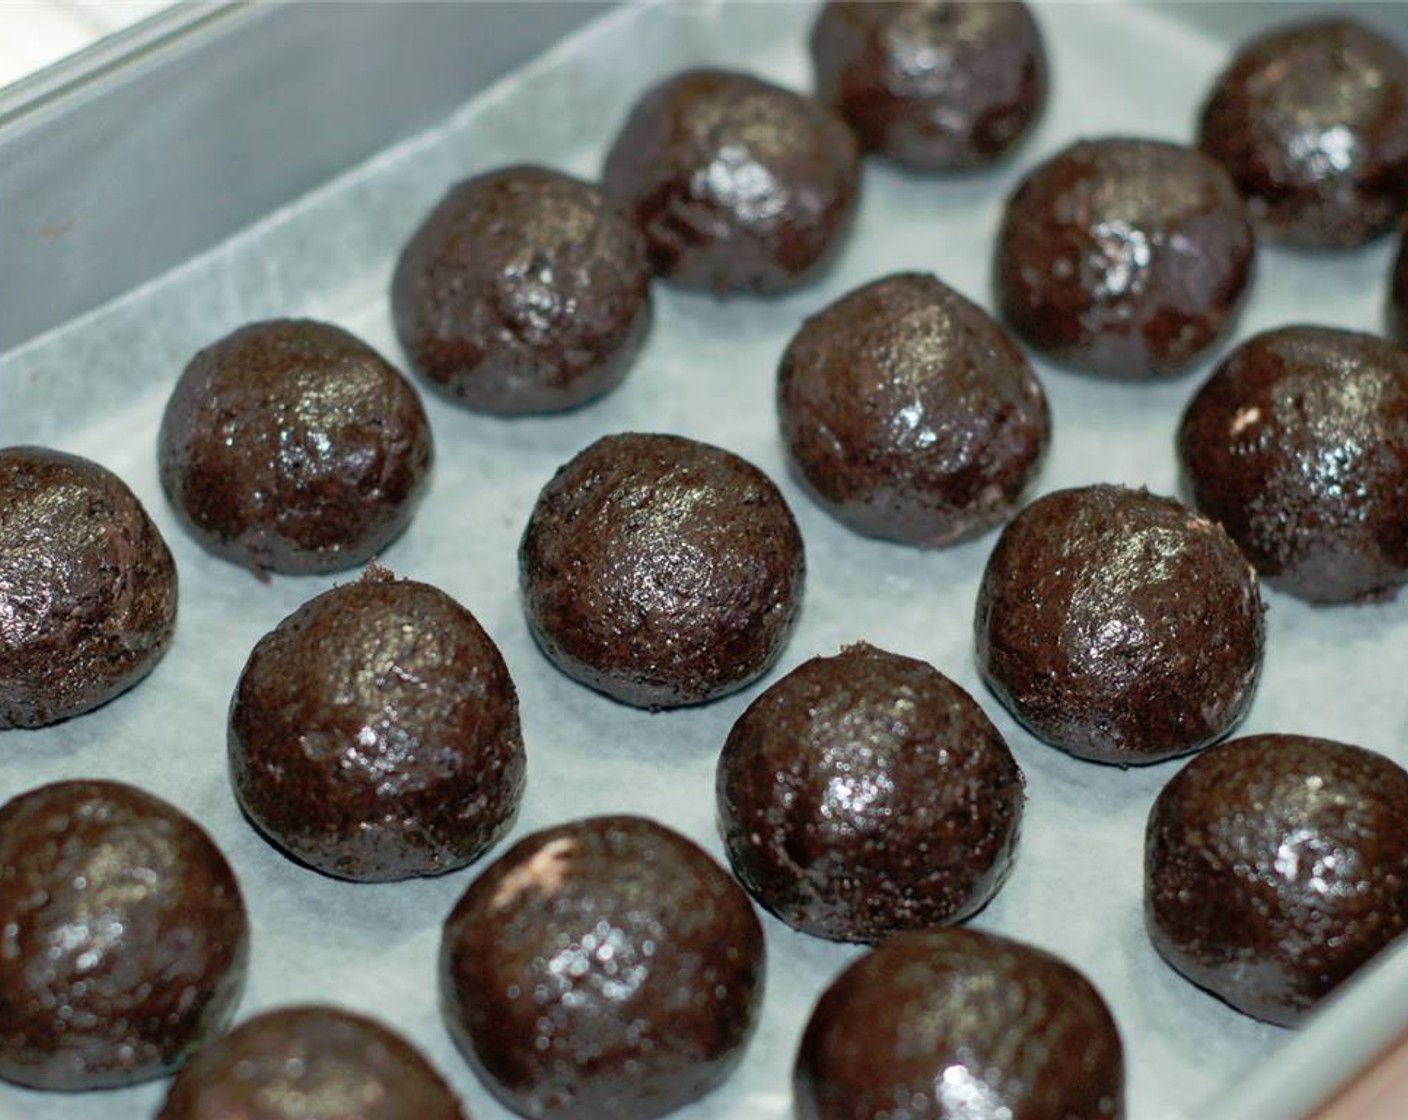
[2,3,1406,1118]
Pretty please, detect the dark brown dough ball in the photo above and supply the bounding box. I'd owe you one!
[391,165,653,414]
[157,1005,467,1120]
[975,484,1265,765]
[229,567,525,881]
[717,642,1023,944]
[0,447,177,728]
[794,928,1124,1120]
[158,319,433,576]
[1146,735,1408,1027]
[519,432,805,709]
[1199,19,1408,249]
[995,137,1255,379]
[602,68,861,294]
[0,780,248,1091]
[811,0,1047,171]
[440,815,764,1120]
[779,271,1049,546]
[1179,326,1408,605]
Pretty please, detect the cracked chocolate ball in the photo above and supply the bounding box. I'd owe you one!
[1199,19,1408,249]
[1180,326,1408,604]
[157,1006,467,1120]
[811,0,1048,171]
[1146,734,1408,1027]
[795,928,1124,1120]
[440,815,764,1120]
[995,137,1255,379]
[975,484,1265,765]
[717,642,1023,944]
[392,165,653,414]
[779,271,1049,546]
[158,319,433,576]
[602,69,861,294]
[0,447,177,729]
[519,432,805,709]
[0,780,248,1090]
[229,567,525,881]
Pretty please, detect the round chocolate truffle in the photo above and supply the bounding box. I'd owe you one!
[1179,326,1408,605]
[794,928,1125,1120]
[779,271,1049,546]
[995,137,1255,379]
[1199,19,1408,249]
[0,447,177,728]
[0,780,248,1091]
[810,0,1047,171]
[157,1006,466,1120]
[1145,735,1408,1027]
[717,643,1023,943]
[974,484,1265,765]
[602,68,861,294]
[158,319,433,576]
[229,567,525,881]
[440,815,764,1120]
[519,432,805,708]
[391,165,653,414]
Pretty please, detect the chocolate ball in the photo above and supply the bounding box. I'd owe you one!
[794,928,1125,1120]
[229,567,525,881]
[519,432,805,709]
[975,484,1265,765]
[717,642,1023,943]
[1146,734,1408,1027]
[810,0,1047,171]
[157,1006,467,1120]
[0,780,248,1090]
[995,137,1255,379]
[0,447,177,728]
[1179,326,1408,605]
[158,319,433,576]
[440,815,764,1120]
[392,165,653,414]
[779,271,1049,546]
[1199,19,1408,249]
[602,69,861,294]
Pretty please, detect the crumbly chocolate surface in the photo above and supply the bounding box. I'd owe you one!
[440,815,764,1120]
[519,432,804,708]
[1146,734,1408,1027]
[1180,326,1408,604]
[602,68,861,294]
[0,447,177,729]
[717,642,1023,943]
[779,271,1049,546]
[392,165,653,414]
[158,319,433,575]
[1199,19,1408,249]
[229,569,524,881]
[795,928,1124,1119]
[995,137,1254,378]
[157,1006,466,1120]
[0,781,248,1091]
[975,484,1265,764]
[811,0,1047,170]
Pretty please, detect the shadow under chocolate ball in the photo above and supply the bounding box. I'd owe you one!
[717,642,1023,943]
[519,432,805,709]
[158,318,433,576]
[229,567,525,882]
[0,447,177,729]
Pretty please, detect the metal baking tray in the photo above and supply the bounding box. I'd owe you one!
[3,3,1408,1119]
